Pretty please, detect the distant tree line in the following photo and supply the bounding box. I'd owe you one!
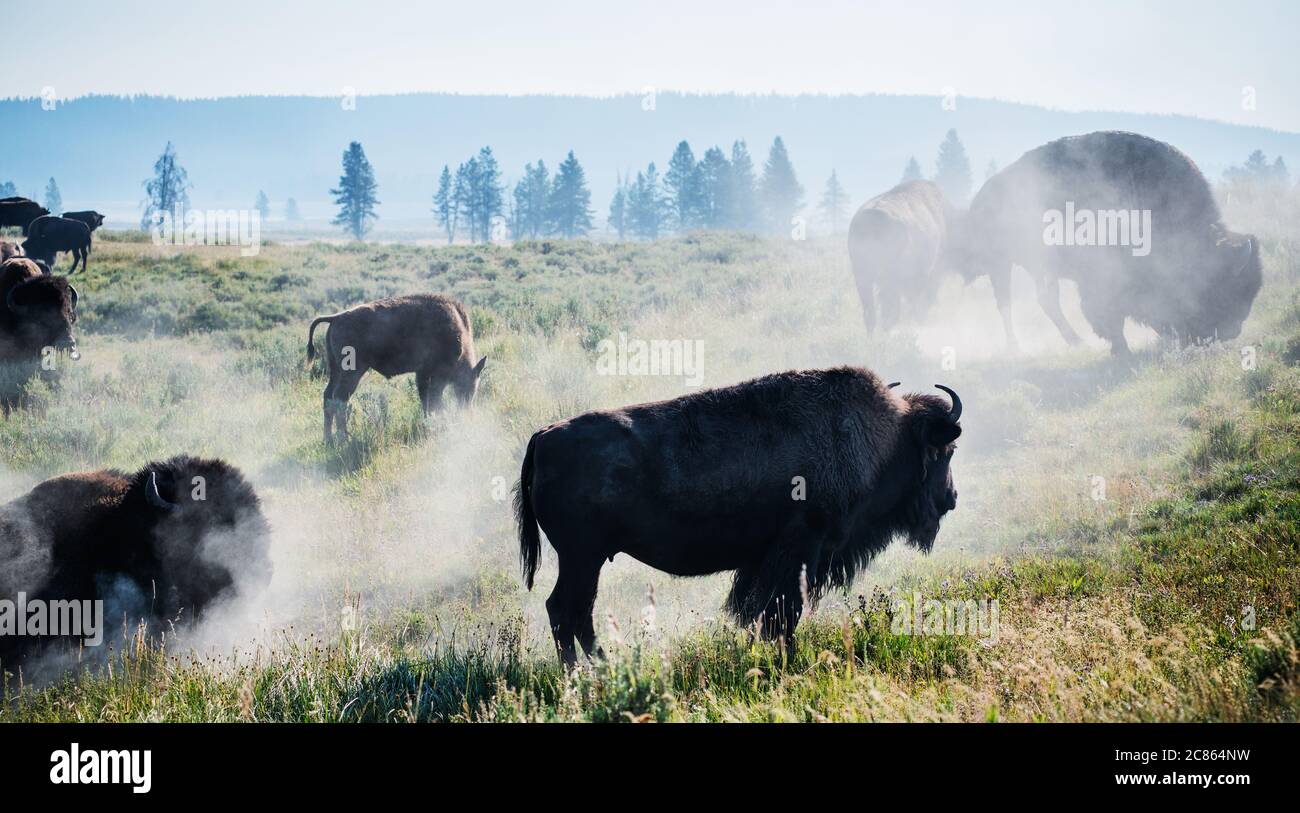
[608,137,811,239]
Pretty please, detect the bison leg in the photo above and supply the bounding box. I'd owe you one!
[327,368,366,441]
[1033,273,1083,346]
[760,583,803,659]
[989,265,1021,353]
[546,555,603,667]
[851,264,877,334]
[879,285,903,332]
[1081,298,1131,357]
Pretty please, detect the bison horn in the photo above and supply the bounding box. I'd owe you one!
[887,381,901,389]
[146,471,179,511]
[934,384,962,423]
[1235,238,1254,274]
[5,280,31,314]
[68,284,79,310]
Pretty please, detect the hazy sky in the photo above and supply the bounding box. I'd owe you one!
[5,0,1298,132]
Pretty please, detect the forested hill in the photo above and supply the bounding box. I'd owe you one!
[3,92,1298,225]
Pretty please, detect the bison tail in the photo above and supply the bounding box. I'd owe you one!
[305,315,336,365]
[515,432,542,590]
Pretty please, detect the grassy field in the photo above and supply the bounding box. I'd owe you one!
[1,201,1298,721]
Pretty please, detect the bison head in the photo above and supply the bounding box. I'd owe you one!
[453,355,488,406]
[1182,229,1261,344]
[5,272,79,358]
[127,456,272,623]
[895,384,962,553]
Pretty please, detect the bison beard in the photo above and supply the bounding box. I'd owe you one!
[515,367,962,665]
[0,455,272,672]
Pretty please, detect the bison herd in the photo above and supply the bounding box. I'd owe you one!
[0,130,1266,671]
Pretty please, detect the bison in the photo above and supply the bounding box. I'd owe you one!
[23,215,92,274]
[0,198,49,235]
[61,210,106,233]
[306,293,487,442]
[848,180,953,333]
[951,131,1262,354]
[0,455,272,671]
[515,367,963,665]
[1,257,79,364]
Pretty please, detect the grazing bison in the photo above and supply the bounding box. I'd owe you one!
[61,210,106,233]
[0,198,49,235]
[516,367,963,665]
[0,257,79,363]
[952,131,1262,354]
[306,293,487,442]
[848,180,953,333]
[0,455,272,670]
[23,215,92,274]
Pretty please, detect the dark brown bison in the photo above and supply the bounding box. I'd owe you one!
[0,198,49,235]
[61,210,106,233]
[848,180,952,333]
[515,367,963,665]
[951,131,1262,354]
[23,215,92,274]
[0,456,272,670]
[1,257,79,364]
[306,293,487,442]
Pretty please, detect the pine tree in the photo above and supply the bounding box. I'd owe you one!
[759,136,804,234]
[547,150,593,239]
[901,156,923,183]
[284,198,301,222]
[1273,156,1291,185]
[698,146,731,229]
[254,190,270,222]
[44,178,62,214]
[142,142,192,229]
[330,141,379,240]
[0,181,16,198]
[472,146,504,242]
[627,163,665,239]
[819,170,849,234]
[727,140,759,231]
[511,160,549,238]
[608,174,628,240]
[451,161,472,243]
[933,129,973,205]
[665,141,705,232]
[433,165,454,242]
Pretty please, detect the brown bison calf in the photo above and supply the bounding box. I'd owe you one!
[306,293,486,442]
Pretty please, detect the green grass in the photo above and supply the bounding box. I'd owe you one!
[2,206,1300,721]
